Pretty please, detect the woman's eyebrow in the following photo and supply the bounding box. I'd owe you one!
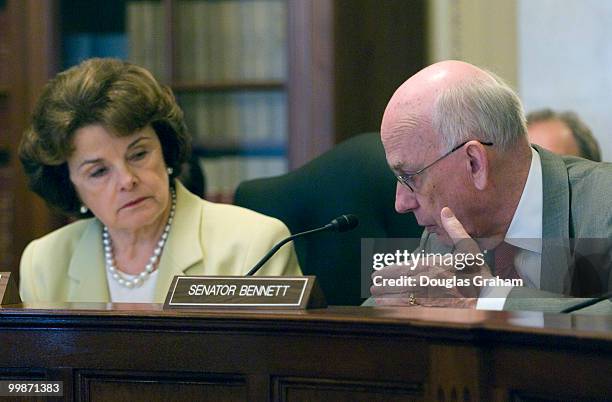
[78,158,103,170]
[127,136,150,149]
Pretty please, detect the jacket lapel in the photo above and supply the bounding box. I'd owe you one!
[536,145,572,294]
[154,181,204,301]
[67,219,110,302]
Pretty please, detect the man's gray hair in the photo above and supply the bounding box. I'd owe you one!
[432,73,528,152]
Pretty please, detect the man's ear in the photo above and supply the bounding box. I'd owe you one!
[465,141,488,190]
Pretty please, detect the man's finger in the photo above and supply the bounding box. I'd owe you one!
[440,207,480,255]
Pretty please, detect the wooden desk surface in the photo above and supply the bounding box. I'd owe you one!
[3,303,612,345]
[1,304,611,401]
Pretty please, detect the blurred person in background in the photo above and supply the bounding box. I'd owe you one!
[527,108,601,161]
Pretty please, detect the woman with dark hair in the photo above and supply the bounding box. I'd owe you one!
[19,58,300,303]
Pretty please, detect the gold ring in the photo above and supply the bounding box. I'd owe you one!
[408,293,417,305]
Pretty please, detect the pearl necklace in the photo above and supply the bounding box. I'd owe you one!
[103,188,176,289]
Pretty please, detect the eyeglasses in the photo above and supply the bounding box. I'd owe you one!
[395,140,493,192]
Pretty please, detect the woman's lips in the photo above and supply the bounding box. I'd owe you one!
[121,197,148,210]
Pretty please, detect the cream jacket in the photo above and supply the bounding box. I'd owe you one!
[20,181,301,302]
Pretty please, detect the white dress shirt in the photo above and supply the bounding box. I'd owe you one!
[477,147,543,310]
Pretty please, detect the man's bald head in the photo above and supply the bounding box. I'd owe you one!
[382,60,527,153]
[382,61,489,136]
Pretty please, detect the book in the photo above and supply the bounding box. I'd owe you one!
[126,1,143,69]
[175,0,194,81]
[269,90,287,144]
[207,0,222,81]
[266,0,287,80]
[196,92,211,147]
[219,0,240,80]
[193,0,211,81]
[127,1,165,81]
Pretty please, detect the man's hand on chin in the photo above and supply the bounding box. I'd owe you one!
[371,207,493,309]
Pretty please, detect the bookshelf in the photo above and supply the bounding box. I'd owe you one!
[132,0,291,202]
[2,0,426,279]
[59,0,293,202]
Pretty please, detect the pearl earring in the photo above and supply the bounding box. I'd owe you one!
[167,167,173,175]
[80,205,88,214]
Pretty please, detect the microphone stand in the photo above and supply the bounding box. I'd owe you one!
[245,225,333,276]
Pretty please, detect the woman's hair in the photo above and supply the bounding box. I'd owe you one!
[19,58,191,216]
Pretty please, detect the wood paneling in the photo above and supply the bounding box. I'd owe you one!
[334,0,427,142]
[274,377,422,402]
[78,371,246,402]
[287,0,335,169]
[0,305,611,401]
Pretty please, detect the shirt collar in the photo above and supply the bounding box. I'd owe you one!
[505,147,543,253]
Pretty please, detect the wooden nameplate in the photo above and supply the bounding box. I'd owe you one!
[0,272,21,306]
[164,275,326,310]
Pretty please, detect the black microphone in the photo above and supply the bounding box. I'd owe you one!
[328,214,359,232]
[245,214,359,276]
[560,290,612,313]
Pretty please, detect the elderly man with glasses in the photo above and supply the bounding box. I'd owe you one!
[369,60,612,313]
